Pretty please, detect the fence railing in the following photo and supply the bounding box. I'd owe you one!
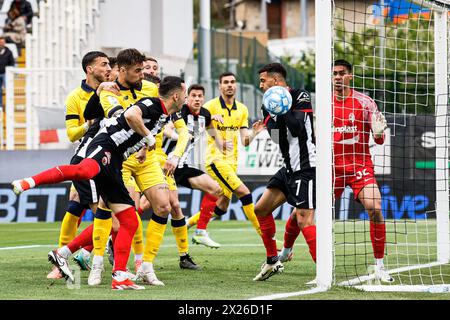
[196,27,313,117]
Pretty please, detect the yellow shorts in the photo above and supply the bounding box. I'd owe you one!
[157,155,177,191]
[206,160,241,199]
[122,151,167,192]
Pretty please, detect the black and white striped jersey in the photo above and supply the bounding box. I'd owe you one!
[162,104,212,166]
[262,88,316,173]
[97,97,172,159]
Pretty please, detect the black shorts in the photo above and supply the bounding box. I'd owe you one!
[267,167,316,209]
[174,164,205,189]
[85,135,134,207]
[70,154,99,206]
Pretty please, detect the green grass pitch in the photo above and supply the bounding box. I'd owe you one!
[0,220,449,300]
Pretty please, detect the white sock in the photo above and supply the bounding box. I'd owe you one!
[195,229,206,236]
[134,254,143,262]
[376,258,384,268]
[92,255,104,266]
[80,248,91,257]
[57,246,72,259]
[142,262,155,273]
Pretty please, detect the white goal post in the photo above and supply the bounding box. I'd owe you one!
[315,0,450,292]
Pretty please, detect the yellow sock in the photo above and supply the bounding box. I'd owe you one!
[187,211,201,228]
[143,215,167,263]
[58,212,79,247]
[93,207,112,257]
[242,202,262,236]
[171,218,189,255]
[132,212,144,255]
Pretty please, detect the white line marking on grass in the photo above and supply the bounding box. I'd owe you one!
[0,245,54,251]
[249,286,328,300]
[0,228,60,232]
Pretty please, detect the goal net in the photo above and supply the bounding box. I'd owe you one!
[315,0,450,292]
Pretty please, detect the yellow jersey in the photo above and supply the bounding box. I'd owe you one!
[100,79,158,118]
[204,96,249,165]
[64,80,95,142]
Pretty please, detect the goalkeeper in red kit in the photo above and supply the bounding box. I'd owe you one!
[332,59,393,283]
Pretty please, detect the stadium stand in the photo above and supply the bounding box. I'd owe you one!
[2,0,99,150]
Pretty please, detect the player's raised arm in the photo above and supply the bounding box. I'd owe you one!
[366,98,387,144]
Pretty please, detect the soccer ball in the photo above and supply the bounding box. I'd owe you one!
[262,86,292,116]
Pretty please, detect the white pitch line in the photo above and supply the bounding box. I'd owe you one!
[0,243,268,251]
[0,245,54,251]
[249,286,328,300]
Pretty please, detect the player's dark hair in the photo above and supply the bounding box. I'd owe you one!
[334,59,353,73]
[258,63,287,80]
[145,56,158,63]
[116,48,146,68]
[159,76,185,98]
[188,84,205,95]
[219,72,236,83]
[81,51,108,74]
[108,56,117,68]
[144,74,161,84]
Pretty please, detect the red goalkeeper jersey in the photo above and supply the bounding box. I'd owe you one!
[333,89,384,174]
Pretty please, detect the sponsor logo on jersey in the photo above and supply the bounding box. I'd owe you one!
[349,113,355,123]
[297,91,310,103]
[142,98,153,107]
[102,151,111,166]
[333,125,358,133]
[216,124,239,131]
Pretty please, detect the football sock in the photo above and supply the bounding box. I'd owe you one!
[93,207,112,257]
[240,194,262,236]
[57,245,72,259]
[67,224,94,254]
[370,222,386,260]
[284,214,301,249]
[143,213,168,263]
[256,214,278,258]
[302,225,317,262]
[196,193,218,229]
[187,212,200,228]
[58,201,84,247]
[131,211,144,256]
[171,218,188,255]
[30,158,99,187]
[113,206,139,272]
[83,245,93,252]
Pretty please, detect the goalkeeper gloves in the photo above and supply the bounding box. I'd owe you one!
[371,112,387,139]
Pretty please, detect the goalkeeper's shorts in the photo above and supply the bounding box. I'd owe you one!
[334,165,377,200]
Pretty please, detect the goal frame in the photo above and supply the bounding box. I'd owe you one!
[315,0,450,292]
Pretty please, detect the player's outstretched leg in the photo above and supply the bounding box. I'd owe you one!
[12,158,100,194]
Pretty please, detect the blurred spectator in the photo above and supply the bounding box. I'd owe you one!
[3,7,26,52]
[8,0,33,25]
[0,36,15,107]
